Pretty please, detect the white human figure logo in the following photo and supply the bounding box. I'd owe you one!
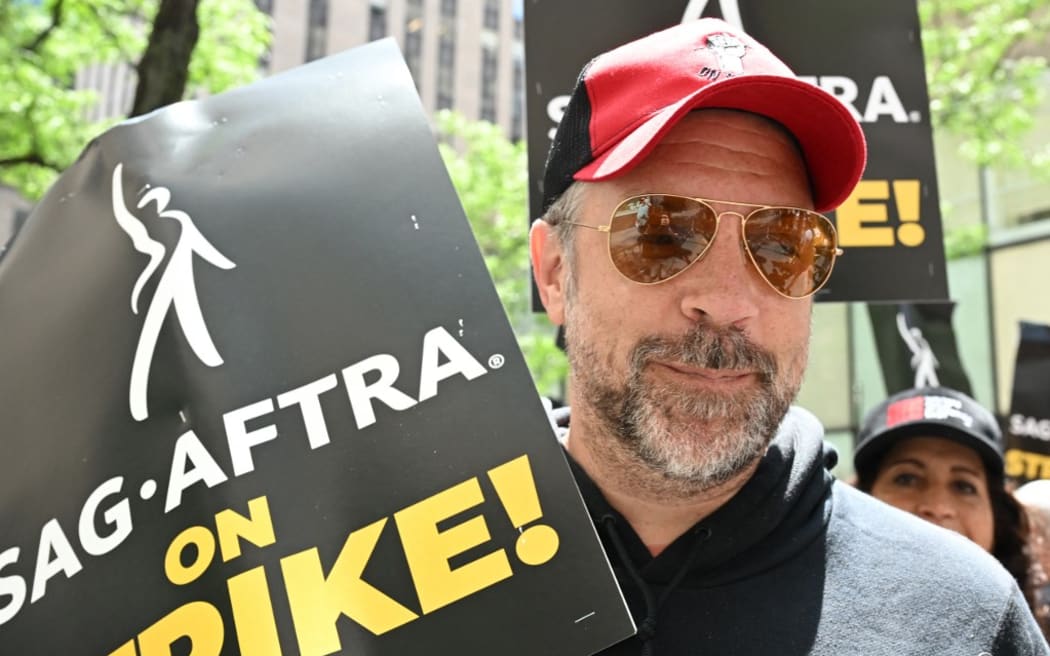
[703,33,747,74]
[896,310,940,389]
[681,0,743,28]
[111,163,236,421]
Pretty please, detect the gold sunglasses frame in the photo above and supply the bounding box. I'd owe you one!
[563,193,845,300]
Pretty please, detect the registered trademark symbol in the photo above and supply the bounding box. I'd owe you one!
[488,354,505,369]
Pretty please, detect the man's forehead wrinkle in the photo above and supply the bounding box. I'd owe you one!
[649,141,804,177]
[659,133,797,162]
[689,110,799,145]
[652,155,791,176]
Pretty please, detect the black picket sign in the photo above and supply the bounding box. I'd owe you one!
[1005,321,1050,486]
[525,0,948,305]
[0,39,633,655]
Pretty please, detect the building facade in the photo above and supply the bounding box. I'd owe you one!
[0,0,526,252]
[265,0,525,140]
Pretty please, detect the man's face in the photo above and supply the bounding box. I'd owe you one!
[538,110,816,492]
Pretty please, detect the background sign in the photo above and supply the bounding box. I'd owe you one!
[868,302,973,395]
[0,39,633,655]
[525,0,948,304]
[1005,321,1050,485]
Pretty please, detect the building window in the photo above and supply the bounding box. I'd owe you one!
[304,0,329,62]
[480,46,498,123]
[435,0,456,109]
[483,0,500,30]
[437,39,454,109]
[368,5,387,41]
[404,0,424,90]
[511,57,524,141]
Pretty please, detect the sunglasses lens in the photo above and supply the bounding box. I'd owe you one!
[743,208,838,298]
[607,195,716,283]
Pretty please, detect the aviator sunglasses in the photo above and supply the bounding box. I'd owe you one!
[564,194,843,299]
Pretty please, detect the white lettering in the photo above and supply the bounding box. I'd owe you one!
[342,354,418,430]
[924,396,974,426]
[1010,414,1050,441]
[864,76,910,123]
[277,374,339,449]
[31,520,82,603]
[681,0,742,28]
[418,327,488,401]
[1,324,498,627]
[546,95,570,141]
[0,548,26,626]
[799,75,916,124]
[78,477,132,557]
[165,430,230,513]
[224,399,279,476]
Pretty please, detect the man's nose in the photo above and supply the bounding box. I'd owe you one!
[676,212,761,326]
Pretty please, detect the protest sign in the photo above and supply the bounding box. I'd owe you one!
[1004,321,1050,486]
[867,302,972,395]
[525,0,948,304]
[0,39,634,655]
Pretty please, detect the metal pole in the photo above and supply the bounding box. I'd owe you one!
[978,163,1001,412]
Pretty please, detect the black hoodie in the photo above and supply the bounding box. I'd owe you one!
[556,406,1049,655]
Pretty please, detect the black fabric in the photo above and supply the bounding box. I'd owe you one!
[541,60,595,212]
[554,406,1050,655]
[598,514,711,656]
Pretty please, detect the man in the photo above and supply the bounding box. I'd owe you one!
[531,18,1049,655]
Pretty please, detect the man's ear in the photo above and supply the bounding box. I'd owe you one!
[530,219,567,326]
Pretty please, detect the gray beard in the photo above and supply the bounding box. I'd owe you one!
[567,320,799,494]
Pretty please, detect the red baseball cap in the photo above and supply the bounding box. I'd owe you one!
[541,19,867,214]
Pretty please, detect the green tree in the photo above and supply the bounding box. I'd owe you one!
[920,0,1050,175]
[436,110,568,400]
[0,0,270,200]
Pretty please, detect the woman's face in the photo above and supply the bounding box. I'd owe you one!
[869,436,995,552]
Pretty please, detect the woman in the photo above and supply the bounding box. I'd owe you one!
[853,386,1046,634]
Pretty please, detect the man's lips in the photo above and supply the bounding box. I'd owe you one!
[654,361,756,384]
